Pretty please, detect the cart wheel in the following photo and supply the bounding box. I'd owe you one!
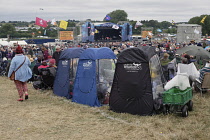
[181,105,189,117]
[187,100,193,111]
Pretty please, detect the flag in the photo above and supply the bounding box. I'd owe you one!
[105,15,111,21]
[35,17,48,28]
[112,25,119,30]
[194,29,199,34]
[95,29,99,33]
[44,30,46,36]
[59,20,68,30]
[135,21,143,29]
[51,18,57,26]
[200,16,207,24]
[148,32,153,36]
[172,20,175,25]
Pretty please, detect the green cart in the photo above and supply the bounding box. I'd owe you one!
[162,87,193,117]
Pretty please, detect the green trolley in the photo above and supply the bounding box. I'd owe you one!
[162,87,193,117]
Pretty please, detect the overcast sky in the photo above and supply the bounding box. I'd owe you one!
[0,0,209,23]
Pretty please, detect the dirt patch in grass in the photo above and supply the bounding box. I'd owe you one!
[0,77,210,140]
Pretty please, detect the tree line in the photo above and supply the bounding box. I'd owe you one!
[0,10,209,39]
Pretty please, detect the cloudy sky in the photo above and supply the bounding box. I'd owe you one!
[0,0,209,23]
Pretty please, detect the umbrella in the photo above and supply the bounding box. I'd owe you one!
[176,45,210,60]
[204,46,210,50]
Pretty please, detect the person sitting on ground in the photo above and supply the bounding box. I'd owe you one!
[33,57,42,75]
[48,59,57,77]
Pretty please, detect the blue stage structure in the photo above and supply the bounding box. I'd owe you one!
[81,22,132,42]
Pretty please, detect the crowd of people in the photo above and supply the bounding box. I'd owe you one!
[1,38,210,101]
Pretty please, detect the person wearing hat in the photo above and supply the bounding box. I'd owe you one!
[8,45,32,102]
[48,59,57,77]
[52,46,61,66]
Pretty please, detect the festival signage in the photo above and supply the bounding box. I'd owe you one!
[59,31,73,40]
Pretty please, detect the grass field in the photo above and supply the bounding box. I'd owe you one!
[0,76,210,140]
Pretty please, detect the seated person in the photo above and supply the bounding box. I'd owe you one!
[48,59,57,77]
[192,62,210,91]
[33,57,42,75]
[198,62,210,83]
[38,60,49,69]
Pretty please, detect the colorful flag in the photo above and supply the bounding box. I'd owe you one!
[112,25,119,30]
[95,29,99,33]
[172,20,175,25]
[135,21,143,29]
[148,32,153,36]
[44,30,46,36]
[59,20,68,30]
[51,18,57,26]
[35,17,48,28]
[200,16,207,24]
[194,29,199,34]
[105,15,111,21]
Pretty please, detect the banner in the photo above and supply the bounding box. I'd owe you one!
[35,17,48,28]
[59,31,73,40]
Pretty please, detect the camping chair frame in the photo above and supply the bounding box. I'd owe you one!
[195,73,210,96]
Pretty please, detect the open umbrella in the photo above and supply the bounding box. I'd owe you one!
[204,46,210,50]
[176,45,210,60]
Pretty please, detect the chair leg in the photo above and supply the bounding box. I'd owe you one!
[200,89,203,97]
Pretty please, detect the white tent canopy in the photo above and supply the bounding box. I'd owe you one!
[8,41,27,46]
[0,41,9,46]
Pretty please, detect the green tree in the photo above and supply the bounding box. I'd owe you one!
[160,21,171,29]
[104,10,128,23]
[0,23,16,38]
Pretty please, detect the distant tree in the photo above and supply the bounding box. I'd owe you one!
[104,10,128,23]
[160,21,171,29]
[0,23,16,38]
[67,22,76,27]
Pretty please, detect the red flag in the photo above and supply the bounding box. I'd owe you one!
[35,17,48,28]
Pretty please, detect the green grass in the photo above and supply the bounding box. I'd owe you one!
[0,76,210,140]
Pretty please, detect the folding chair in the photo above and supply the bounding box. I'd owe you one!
[195,73,210,96]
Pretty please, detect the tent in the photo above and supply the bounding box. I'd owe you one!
[0,41,9,46]
[53,48,85,99]
[9,41,27,46]
[109,47,165,115]
[72,47,116,107]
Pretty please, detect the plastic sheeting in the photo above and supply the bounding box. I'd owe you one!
[164,73,191,90]
[177,63,199,78]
